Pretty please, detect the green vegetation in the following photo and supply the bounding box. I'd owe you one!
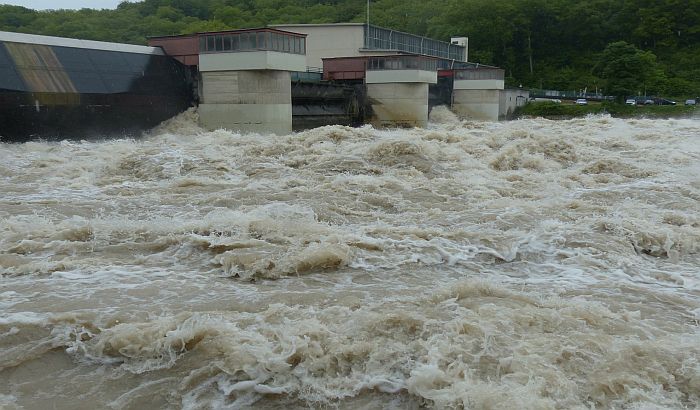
[517,101,699,119]
[594,41,667,102]
[1,0,700,96]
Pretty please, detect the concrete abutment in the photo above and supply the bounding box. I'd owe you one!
[198,70,293,135]
[365,68,437,128]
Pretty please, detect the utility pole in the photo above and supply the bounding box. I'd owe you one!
[367,0,370,28]
[366,0,370,48]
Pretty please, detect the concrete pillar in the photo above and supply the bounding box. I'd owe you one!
[198,70,292,135]
[451,70,505,121]
[198,50,305,135]
[452,89,501,121]
[365,69,437,128]
[366,82,430,128]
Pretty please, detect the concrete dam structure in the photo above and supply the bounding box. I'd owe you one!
[0,25,528,141]
[149,28,368,135]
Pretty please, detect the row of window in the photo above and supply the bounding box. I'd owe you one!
[367,56,438,71]
[454,69,505,81]
[200,32,306,55]
[365,26,465,61]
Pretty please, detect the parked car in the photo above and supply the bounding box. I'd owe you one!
[636,97,676,106]
[685,99,696,106]
[625,99,637,106]
[575,98,588,105]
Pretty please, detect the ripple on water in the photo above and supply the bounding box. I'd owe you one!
[1,113,699,408]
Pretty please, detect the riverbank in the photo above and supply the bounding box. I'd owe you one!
[516,101,699,119]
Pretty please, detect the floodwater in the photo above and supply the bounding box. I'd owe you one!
[1,109,698,409]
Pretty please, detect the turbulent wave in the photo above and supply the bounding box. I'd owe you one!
[1,112,699,409]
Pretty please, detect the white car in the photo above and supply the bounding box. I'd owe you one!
[575,98,588,105]
[625,99,636,106]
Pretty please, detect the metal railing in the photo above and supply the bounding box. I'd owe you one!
[364,25,465,61]
[436,60,476,70]
[199,29,306,55]
[529,89,612,101]
[291,71,323,82]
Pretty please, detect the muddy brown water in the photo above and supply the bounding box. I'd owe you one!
[1,108,698,409]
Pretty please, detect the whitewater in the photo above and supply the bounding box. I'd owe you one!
[1,109,698,409]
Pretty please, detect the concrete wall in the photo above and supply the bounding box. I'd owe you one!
[499,89,530,120]
[453,79,505,90]
[367,82,429,128]
[199,51,306,72]
[452,89,500,121]
[271,24,365,70]
[199,70,293,135]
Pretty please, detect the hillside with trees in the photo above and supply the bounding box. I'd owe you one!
[1,0,699,97]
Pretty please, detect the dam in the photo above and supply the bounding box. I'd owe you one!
[0,25,529,140]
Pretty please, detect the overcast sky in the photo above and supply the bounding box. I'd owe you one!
[1,0,140,10]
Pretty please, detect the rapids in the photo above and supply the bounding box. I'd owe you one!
[1,108,699,409]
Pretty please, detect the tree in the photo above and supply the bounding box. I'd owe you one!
[1,0,699,94]
[0,5,37,30]
[594,41,667,101]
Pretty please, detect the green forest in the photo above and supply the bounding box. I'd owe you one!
[1,0,699,98]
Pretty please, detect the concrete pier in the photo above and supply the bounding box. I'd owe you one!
[365,57,437,128]
[366,82,431,128]
[451,68,505,121]
[198,70,293,135]
[195,30,306,135]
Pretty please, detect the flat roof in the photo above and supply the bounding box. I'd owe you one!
[324,53,441,60]
[0,31,163,55]
[149,28,307,40]
[270,23,364,27]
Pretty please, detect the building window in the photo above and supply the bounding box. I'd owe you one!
[199,31,305,54]
[232,34,239,50]
[240,33,250,49]
[206,36,215,52]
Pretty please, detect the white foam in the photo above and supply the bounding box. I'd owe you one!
[0,311,47,325]
[2,115,700,408]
